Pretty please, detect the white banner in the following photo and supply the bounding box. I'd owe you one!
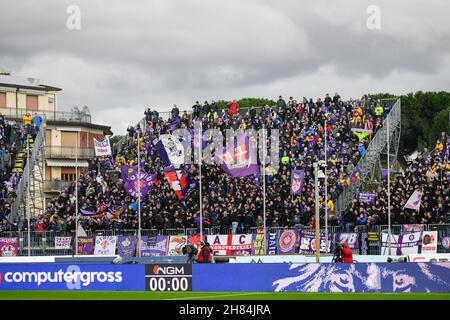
[167,235,187,256]
[206,234,253,256]
[409,253,450,262]
[381,232,421,256]
[159,134,185,169]
[55,236,72,249]
[421,231,438,254]
[93,137,112,156]
[94,236,117,255]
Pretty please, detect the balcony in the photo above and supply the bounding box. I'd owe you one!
[44,180,73,193]
[1,107,92,123]
[44,146,95,159]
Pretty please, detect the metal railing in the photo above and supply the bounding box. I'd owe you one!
[1,107,92,123]
[3,224,449,256]
[9,120,46,222]
[334,98,401,214]
[43,180,73,193]
[44,146,95,159]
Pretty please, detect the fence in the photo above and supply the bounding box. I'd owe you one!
[2,224,449,257]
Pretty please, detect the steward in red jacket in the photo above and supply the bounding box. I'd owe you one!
[197,241,213,263]
[341,242,353,263]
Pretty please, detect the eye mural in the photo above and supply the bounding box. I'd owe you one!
[271,263,450,293]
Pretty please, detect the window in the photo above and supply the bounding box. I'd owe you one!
[26,95,39,111]
[61,173,76,181]
[0,92,6,108]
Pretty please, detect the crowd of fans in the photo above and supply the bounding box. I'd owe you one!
[0,112,41,232]
[32,94,398,234]
[343,131,450,229]
[3,95,447,235]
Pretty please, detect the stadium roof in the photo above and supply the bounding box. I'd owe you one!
[0,74,62,92]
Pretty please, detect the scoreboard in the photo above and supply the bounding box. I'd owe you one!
[145,264,192,292]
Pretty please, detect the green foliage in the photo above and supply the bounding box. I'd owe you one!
[217,97,276,114]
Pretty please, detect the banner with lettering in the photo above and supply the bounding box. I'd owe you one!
[94,236,117,255]
[93,137,112,156]
[381,232,421,256]
[251,228,265,255]
[0,237,18,257]
[358,192,376,204]
[75,236,95,255]
[267,233,277,255]
[206,234,253,256]
[55,236,72,249]
[421,231,438,254]
[140,236,169,256]
[298,231,332,254]
[336,233,359,250]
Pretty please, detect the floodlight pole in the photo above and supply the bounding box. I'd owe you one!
[314,162,320,263]
[137,130,142,257]
[324,118,329,254]
[27,135,31,256]
[262,124,267,255]
[387,114,392,255]
[198,124,203,239]
[75,130,79,255]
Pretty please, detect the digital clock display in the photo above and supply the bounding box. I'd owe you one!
[145,264,192,292]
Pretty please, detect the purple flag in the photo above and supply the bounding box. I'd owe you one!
[123,167,157,200]
[220,134,259,177]
[117,236,137,257]
[140,236,168,256]
[290,169,305,195]
[381,168,388,179]
[0,237,19,256]
[74,236,95,255]
[358,192,376,204]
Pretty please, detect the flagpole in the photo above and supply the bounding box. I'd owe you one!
[137,130,142,257]
[75,130,79,255]
[262,123,267,255]
[387,114,391,255]
[324,118,328,253]
[198,123,203,239]
[27,135,31,256]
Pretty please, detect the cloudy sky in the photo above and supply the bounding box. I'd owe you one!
[1,0,449,135]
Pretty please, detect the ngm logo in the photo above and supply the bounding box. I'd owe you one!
[152,265,185,275]
[0,265,123,289]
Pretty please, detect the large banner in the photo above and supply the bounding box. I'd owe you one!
[381,232,421,256]
[0,264,144,291]
[206,234,253,256]
[167,236,188,256]
[93,137,112,156]
[122,166,157,200]
[94,236,117,255]
[117,236,137,257]
[421,231,438,254]
[298,231,331,254]
[192,263,450,292]
[55,237,72,249]
[277,230,297,254]
[75,237,94,255]
[268,233,277,255]
[0,238,18,257]
[141,236,169,257]
[219,134,258,177]
[336,233,360,251]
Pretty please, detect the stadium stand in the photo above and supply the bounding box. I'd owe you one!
[0,112,39,231]
[32,94,404,233]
